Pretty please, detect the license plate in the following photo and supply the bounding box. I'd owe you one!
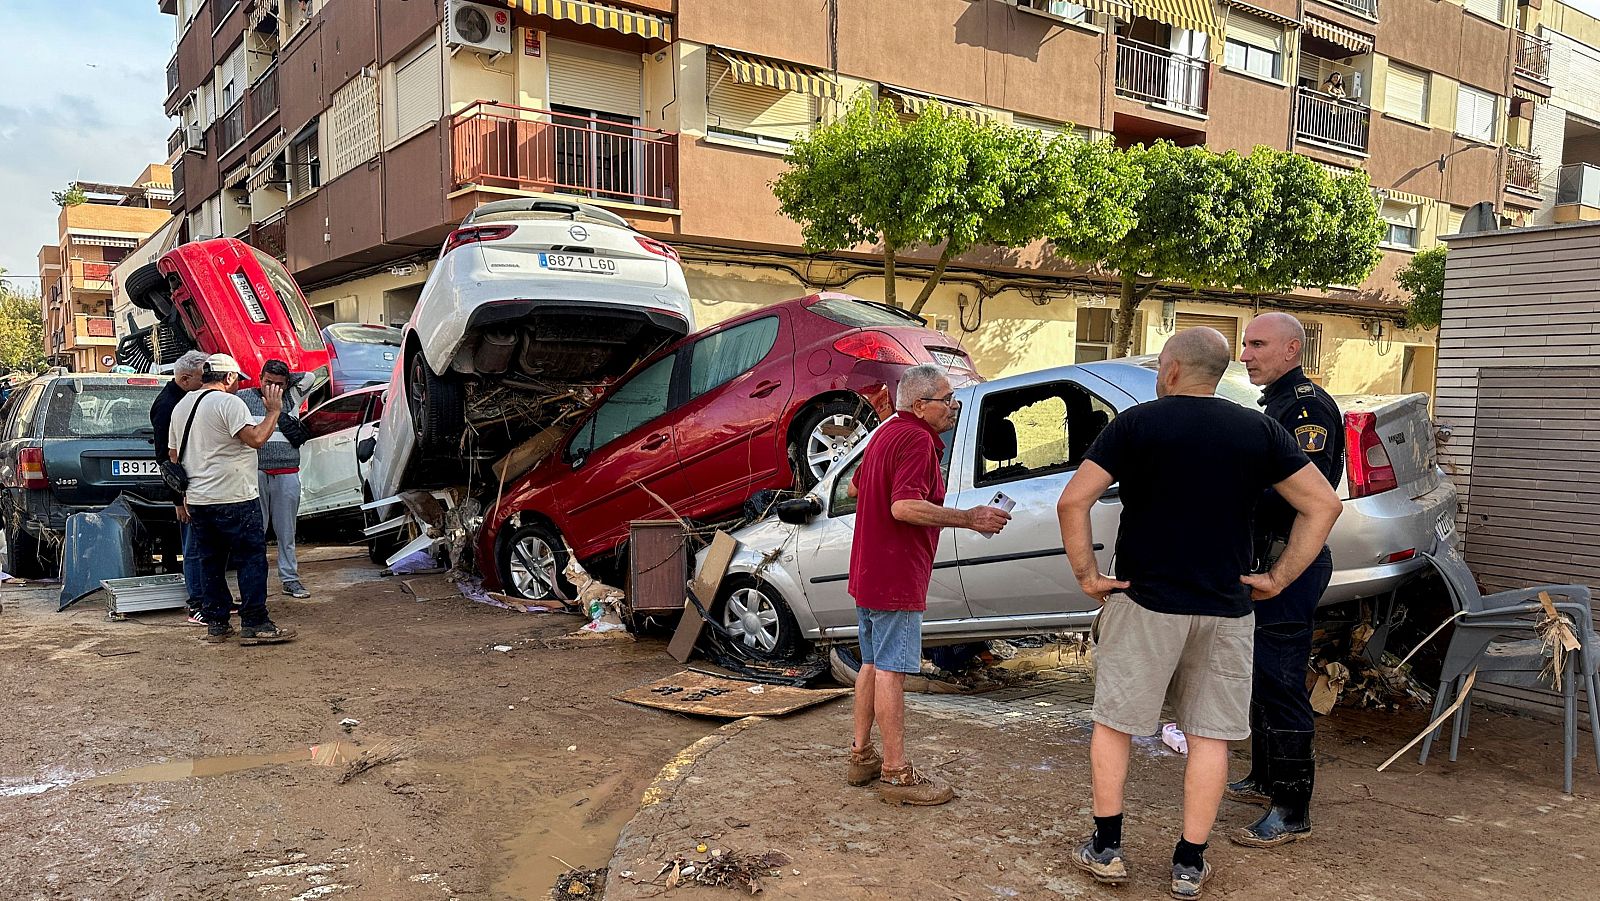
[1434,511,1458,544]
[931,350,965,370]
[539,253,616,275]
[112,459,160,477]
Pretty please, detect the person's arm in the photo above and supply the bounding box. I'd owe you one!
[891,499,1008,532]
[1241,463,1343,600]
[234,384,284,449]
[881,433,1009,533]
[278,410,311,448]
[1055,460,1129,602]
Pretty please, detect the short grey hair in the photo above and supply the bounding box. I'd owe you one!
[174,350,210,375]
[895,364,948,411]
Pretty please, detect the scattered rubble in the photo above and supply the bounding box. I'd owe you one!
[655,848,792,894]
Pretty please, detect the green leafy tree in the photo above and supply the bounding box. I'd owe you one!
[52,182,88,207]
[1051,143,1385,357]
[1397,245,1446,329]
[0,272,46,373]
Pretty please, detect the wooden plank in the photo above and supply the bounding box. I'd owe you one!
[615,670,851,718]
[666,531,738,664]
[491,424,569,484]
[628,520,688,613]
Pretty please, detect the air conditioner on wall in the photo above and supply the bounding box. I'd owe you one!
[445,0,513,56]
[184,126,207,153]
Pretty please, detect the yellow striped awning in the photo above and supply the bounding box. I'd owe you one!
[881,86,1002,125]
[1377,187,1429,207]
[716,50,841,101]
[509,0,670,41]
[1303,15,1373,53]
[1223,0,1300,28]
[1129,0,1221,37]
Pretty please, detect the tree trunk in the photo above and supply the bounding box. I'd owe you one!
[908,252,953,316]
[1110,276,1156,359]
[883,246,899,308]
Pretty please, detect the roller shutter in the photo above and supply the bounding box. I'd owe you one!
[706,54,814,143]
[1384,63,1428,123]
[548,39,643,119]
[1174,313,1240,351]
[391,38,442,140]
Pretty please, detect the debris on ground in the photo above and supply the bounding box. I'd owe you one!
[618,672,850,718]
[655,848,791,894]
[339,718,360,733]
[1161,723,1188,756]
[552,866,606,899]
[567,557,628,633]
[336,738,419,784]
[385,550,444,576]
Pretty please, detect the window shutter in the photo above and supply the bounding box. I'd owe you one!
[1456,85,1495,142]
[392,38,441,140]
[1174,313,1240,352]
[705,55,814,142]
[1380,200,1419,228]
[222,44,246,106]
[1446,206,1465,235]
[1227,12,1283,52]
[1013,114,1087,140]
[327,76,379,181]
[548,39,643,119]
[1463,0,1504,23]
[1384,63,1428,122]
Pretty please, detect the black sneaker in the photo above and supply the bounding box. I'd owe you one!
[1073,834,1128,885]
[282,581,311,599]
[1170,861,1212,899]
[202,624,235,643]
[239,622,297,645]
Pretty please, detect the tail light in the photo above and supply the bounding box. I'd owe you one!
[127,377,160,386]
[1345,411,1398,499]
[834,331,916,365]
[634,235,680,261]
[441,225,515,256]
[19,447,47,490]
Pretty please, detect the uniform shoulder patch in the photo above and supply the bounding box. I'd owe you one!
[1295,383,1315,398]
[1295,424,1329,453]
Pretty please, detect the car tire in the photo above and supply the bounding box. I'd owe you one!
[125,262,174,320]
[406,352,465,458]
[3,522,47,580]
[713,576,806,663]
[497,522,575,603]
[789,398,879,491]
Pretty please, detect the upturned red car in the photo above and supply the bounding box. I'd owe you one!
[477,292,980,600]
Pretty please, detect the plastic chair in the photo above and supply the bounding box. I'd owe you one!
[1417,548,1599,794]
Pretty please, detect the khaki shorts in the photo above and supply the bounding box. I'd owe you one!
[1090,593,1255,741]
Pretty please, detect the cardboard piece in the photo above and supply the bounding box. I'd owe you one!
[667,531,739,664]
[616,671,851,718]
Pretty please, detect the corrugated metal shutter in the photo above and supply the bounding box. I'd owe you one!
[1463,0,1505,23]
[1447,205,1466,235]
[392,38,441,139]
[706,55,814,142]
[327,76,379,181]
[1174,313,1241,351]
[1384,63,1428,123]
[1455,85,1496,142]
[1227,11,1283,51]
[549,39,643,119]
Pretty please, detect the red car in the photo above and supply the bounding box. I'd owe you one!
[478,292,980,600]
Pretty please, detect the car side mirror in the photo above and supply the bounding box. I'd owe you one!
[356,436,376,463]
[568,447,588,469]
[776,496,823,525]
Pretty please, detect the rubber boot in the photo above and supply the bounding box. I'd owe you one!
[1224,705,1271,807]
[1232,729,1314,848]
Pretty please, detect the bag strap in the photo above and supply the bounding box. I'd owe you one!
[176,389,219,464]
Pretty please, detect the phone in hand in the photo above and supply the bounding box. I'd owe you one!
[983,491,1016,538]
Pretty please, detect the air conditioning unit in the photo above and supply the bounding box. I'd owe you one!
[446,0,512,56]
[184,126,207,153]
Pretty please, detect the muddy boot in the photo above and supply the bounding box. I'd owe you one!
[877,764,953,806]
[846,743,883,787]
[202,624,235,643]
[1232,729,1314,849]
[1224,705,1270,807]
[239,621,297,645]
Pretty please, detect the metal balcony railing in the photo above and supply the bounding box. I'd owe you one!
[248,63,279,131]
[247,209,288,261]
[1115,39,1208,115]
[1313,0,1378,19]
[76,261,115,286]
[1506,148,1542,193]
[168,127,184,157]
[73,314,116,342]
[167,57,180,96]
[1295,88,1370,154]
[450,101,680,208]
[1516,31,1552,82]
[1556,163,1600,207]
[219,101,246,152]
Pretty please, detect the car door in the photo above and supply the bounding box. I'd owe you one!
[669,312,795,517]
[945,371,1130,624]
[298,392,369,516]
[354,391,384,494]
[553,352,691,559]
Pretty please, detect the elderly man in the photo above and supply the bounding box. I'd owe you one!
[150,350,212,623]
[846,363,1010,805]
[1228,313,1345,848]
[169,354,297,645]
[1056,328,1342,898]
[240,360,312,599]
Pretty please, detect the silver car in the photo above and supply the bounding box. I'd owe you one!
[704,358,1460,662]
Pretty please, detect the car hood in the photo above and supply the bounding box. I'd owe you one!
[694,516,795,568]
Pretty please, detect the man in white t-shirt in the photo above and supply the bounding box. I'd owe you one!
[168,354,297,645]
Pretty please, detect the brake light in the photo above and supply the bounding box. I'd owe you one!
[634,235,680,261]
[834,331,917,365]
[19,447,47,490]
[441,225,515,256]
[127,377,160,386]
[1345,411,1398,499]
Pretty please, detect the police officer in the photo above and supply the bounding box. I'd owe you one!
[1228,312,1344,849]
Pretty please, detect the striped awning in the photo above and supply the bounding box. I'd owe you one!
[1303,15,1373,53]
[509,0,670,41]
[1129,0,1220,36]
[1513,85,1546,103]
[1376,186,1429,207]
[716,49,841,101]
[70,234,140,249]
[1223,0,1300,28]
[881,86,1003,125]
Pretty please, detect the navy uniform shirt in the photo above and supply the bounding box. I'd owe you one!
[1255,366,1344,549]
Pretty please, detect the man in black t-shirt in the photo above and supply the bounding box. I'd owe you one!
[1054,327,1343,899]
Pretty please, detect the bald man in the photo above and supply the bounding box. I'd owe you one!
[1057,327,1342,898]
[1227,313,1346,849]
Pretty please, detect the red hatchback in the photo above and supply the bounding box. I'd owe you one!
[478,293,979,600]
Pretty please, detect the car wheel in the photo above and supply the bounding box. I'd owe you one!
[125,262,174,320]
[789,399,879,491]
[406,352,465,457]
[3,522,47,580]
[498,522,574,602]
[715,576,805,663]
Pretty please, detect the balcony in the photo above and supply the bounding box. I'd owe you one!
[219,101,246,153]
[67,314,117,349]
[1294,88,1370,155]
[450,102,680,209]
[70,259,115,291]
[1506,148,1542,194]
[1516,31,1552,83]
[1312,0,1379,19]
[247,63,279,132]
[1115,40,1207,116]
[166,57,180,97]
[1554,163,1600,223]
[168,127,184,157]
[246,209,288,261]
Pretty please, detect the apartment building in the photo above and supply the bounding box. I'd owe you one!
[36,166,174,374]
[1502,1,1600,225]
[158,0,1534,394]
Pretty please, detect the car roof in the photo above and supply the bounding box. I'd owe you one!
[462,198,632,230]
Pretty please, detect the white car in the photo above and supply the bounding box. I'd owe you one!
[367,198,694,501]
[296,385,385,519]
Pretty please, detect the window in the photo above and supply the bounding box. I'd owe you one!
[828,428,954,517]
[688,317,780,399]
[251,248,325,351]
[1223,12,1285,81]
[1017,0,1094,26]
[1455,85,1496,143]
[706,54,815,147]
[287,124,321,198]
[1299,320,1323,376]
[327,74,379,180]
[974,382,1117,487]
[1463,0,1506,24]
[303,392,368,439]
[807,296,925,328]
[1074,307,1143,363]
[572,354,676,457]
[220,43,246,111]
[44,383,165,439]
[1380,200,1420,248]
[386,36,441,144]
[548,40,643,119]
[1384,63,1429,124]
[1013,114,1089,141]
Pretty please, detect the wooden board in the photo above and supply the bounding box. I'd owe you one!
[492,424,569,484]
[616,671,851,718]
[628,520,688,613]
[667,530,739,664]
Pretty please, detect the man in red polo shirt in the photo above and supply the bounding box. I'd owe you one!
[846,364,1011,805]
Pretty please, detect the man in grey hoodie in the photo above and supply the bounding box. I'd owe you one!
[239,359,313,598]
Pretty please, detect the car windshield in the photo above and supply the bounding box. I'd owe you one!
[251,248,326,351]
[43,382,164,438]
[807,297,927,329]
[327,324,401,370]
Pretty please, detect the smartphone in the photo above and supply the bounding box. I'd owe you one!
[983,491,1016,538]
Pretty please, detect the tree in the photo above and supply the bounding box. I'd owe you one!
[772,97,1120,313]
[52,182,87,207]
[1051,143,1386,357]
[0,272,45,373]
[1397,245,1446,329]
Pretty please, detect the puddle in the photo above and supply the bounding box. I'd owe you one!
[71,741,362,788]
[498,771,637,899]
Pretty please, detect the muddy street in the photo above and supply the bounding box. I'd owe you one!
[0,545,711,900]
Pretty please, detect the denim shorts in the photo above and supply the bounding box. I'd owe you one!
[856,607,924,674]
